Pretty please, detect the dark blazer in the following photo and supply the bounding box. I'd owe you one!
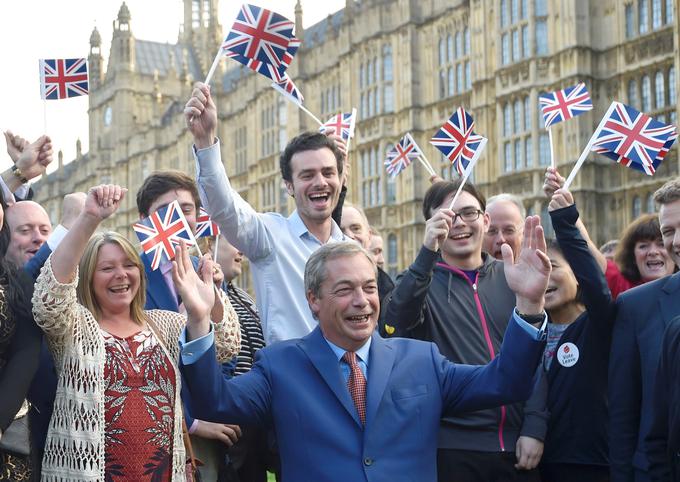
[645,316,680,481]
[609,271,680,481]
[181,318,544,482]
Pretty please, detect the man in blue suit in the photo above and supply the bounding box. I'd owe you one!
[609,178,680,482]
[179,214,551,482]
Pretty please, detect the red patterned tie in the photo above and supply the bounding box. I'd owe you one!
[343,351,366,425]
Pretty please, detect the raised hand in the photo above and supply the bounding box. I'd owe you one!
[60,192,87,229]
[3,131,29,163]
[172,240,215,339]
[542,167,565,199]
[184,82,217,149]
[548,188,574,212]
[423,209,453,252]
[15,135,53,181]
[502,215,551,315]
[322,127,349,184]
[83,184,126,221]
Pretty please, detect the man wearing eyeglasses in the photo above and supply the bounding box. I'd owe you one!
[383,180,546,482]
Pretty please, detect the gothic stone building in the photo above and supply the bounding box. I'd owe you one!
[35,0,680,282]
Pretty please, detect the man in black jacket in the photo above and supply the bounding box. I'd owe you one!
[383,179,546,482]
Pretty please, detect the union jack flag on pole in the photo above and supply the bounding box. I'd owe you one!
[39,58,89,100]
[319,111,357,141]
[539,82,593,129]
[564,101,677,189]
[385,133,425,176]
[195,208,221,238]
[430,107,487,176]
[222,4,295,70]
[133,200,197,270]
[271,74,305,106]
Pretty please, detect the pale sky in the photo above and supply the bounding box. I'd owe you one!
[0,0,343,172]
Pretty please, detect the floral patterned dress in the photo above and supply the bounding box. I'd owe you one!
[102,328,176,481]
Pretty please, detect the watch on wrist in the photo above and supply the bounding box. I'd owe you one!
[11,164,28,184]
[514,308,545,325]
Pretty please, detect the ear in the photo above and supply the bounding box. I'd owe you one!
[482,212,490,233]
[284,180,295,197]
[306,289,321,318]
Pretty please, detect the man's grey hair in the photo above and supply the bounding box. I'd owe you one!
[342,202,370,228]
[486,193,526,219]
[653,178,680,206]
[304,242,376,298]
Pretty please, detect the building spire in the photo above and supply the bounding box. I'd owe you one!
[295,0,304,41]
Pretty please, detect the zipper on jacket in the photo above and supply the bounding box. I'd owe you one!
[438,263,507,451]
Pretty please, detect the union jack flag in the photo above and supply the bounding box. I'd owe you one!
[272,74,304,106]
[222,4,295,70]
[590,101,677,176]
[319,111,356,141]
[384,133,423,176]
[539,82,593,129]
[280,36,301,71]
[430,107,486,176]
[39,58,89,100]
[132,200,197,270]
[195,207,221,238]
[226,51,286,82]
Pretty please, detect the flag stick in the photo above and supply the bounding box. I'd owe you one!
[548,126,555,168]
[417,154,436,177]
[346,107,358,153]
[563,103,616,190]
[43,100,47,134]
[271,81,324,126]
[448,137,487,210]
[204,50,223,86]
[213,235,220,266]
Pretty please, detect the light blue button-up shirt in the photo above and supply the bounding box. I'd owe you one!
[325,338,371,382]
[194,141,345,344]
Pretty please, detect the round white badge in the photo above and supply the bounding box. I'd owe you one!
[556,342,579,367]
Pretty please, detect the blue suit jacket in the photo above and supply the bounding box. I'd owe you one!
[181,317,544,482]
[609,272,680,481]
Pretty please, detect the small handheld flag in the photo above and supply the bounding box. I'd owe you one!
[539,82,592,129]
[431,107,485,176]
[319,111,357,141]
[196,207,221,238]
[133,200,197,270]
[271,74,305,106]
[384,133,424,176]
[39,58,89,100]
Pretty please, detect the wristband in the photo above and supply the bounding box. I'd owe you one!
[11,165,28,184]
[514,308,546,325]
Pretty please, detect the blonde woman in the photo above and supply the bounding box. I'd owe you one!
[32,184,240,481]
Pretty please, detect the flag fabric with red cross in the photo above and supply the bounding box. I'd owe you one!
[272,74,304,106]
[225,50,286,82]
[222,4,295,70]
[133,200,197,270]
[384,133,424,176]
[430,107,486,176]
[319,112,356,141]
[196,207,221,238]
[590,101,677,176]
[39,58,89,100]
[539,82,593,129]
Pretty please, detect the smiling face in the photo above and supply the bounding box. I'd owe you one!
[341,206,370,249]
[92,243,141,318]
[308,252,379,352]
[633,238,674,281]
[5,201,52,266]
[435,191,489,268]
[484,200,524,260]
[659,199,680,269]
[214,236,243,282]
[285,147,341,227]
[544,248,579,311]
[146,189,198,234]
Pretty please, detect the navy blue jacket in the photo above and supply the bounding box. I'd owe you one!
[609,267,680,480]
[542,205,614,466]
[645,316,680,481]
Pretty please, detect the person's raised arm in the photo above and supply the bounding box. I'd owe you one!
[3,130,29,164]
[542,167,607,273]
[1,135,53,199]
[51,185,126,283]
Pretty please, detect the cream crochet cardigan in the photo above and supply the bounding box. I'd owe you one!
[32,256,241,482]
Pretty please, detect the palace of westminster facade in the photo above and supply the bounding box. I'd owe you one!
[34,0,680,281]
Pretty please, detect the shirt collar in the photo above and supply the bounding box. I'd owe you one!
[288,210,345,242]
[324,336,372,366]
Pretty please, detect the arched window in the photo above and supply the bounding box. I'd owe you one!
[464,28,470,54]
[504,103,512,136]
[669,67,676,104]
[456,64,463,94]
[387,234,398,278]
[456,31,463,58]
[646,192,656,213]
[383,45,393,81]
[524,96,531,130]
[439,38,446,66]
[652,0,662,28]
[641,75,651,111]
[465,61,471,89]
[447,35,454,61]
[628,79,639,107]
[501,0,509,27]
[632,195,642,219]
[514,99,522,134]
[655,71,665,108]
[448,68,455,95]
[639,0,649,33]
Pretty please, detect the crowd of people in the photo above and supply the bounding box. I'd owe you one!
[0,82,679,482]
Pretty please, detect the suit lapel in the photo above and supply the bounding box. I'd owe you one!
[365,333,395,429]
[659,272,680,328]
[298,328,363,428]
[142,252,178,311]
